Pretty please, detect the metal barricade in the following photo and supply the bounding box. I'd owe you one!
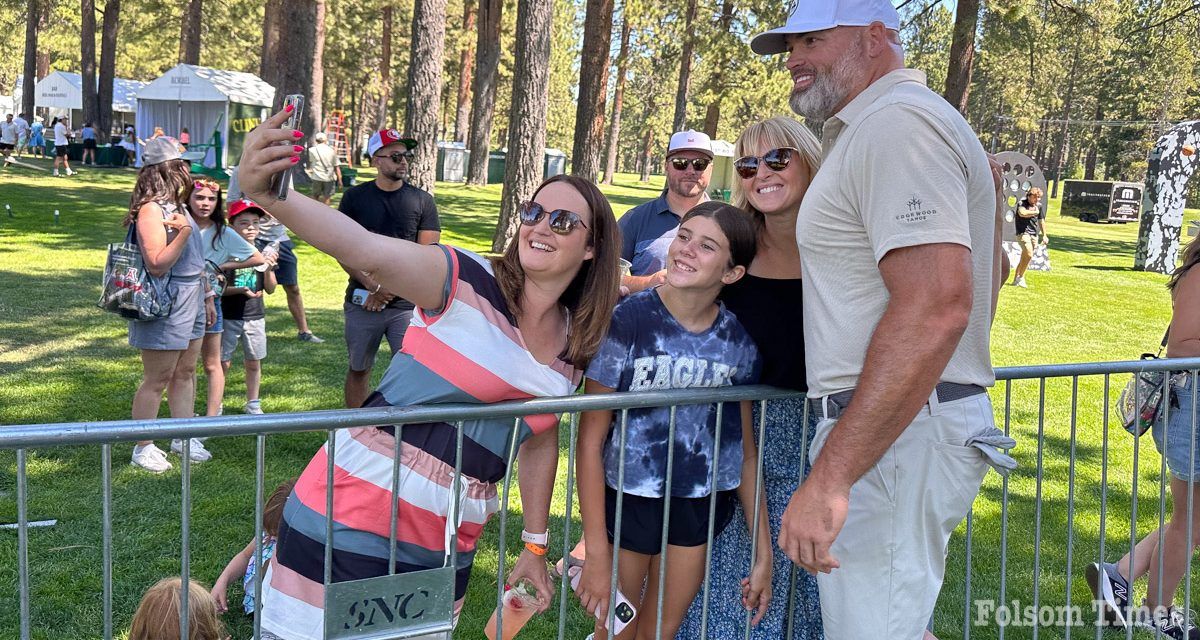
[3,357,1200,639]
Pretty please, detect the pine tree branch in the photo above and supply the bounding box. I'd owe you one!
[1128,1,1200,35]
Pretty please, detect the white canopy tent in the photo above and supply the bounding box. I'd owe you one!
[135,64,274,168]
[28,71,146,133]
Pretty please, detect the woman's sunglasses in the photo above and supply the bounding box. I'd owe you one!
[193,180,220,192]
[519,201,589,235]
[669,157,711,172]
[734,147,798,179]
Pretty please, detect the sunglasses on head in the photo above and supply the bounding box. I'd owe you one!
[519,201,589,235]
[376,151,414,163]
[193,180,220,192]
[734,147,798,179]
[669,157,711,172]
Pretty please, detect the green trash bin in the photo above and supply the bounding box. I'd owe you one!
[487,151,507,185]
[341,167,358,187]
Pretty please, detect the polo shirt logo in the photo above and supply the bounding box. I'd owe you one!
[896,196,937,223]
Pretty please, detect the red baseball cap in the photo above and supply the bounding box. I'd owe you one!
[368,129,418,156]
[228,198,267,221]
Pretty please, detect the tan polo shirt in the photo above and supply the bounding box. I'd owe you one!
[796,68,996,398]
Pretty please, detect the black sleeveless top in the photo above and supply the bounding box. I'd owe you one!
[719,274,806,391]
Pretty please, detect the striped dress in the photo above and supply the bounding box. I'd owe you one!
[260,247,582,640]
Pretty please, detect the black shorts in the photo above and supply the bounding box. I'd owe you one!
[259,238,298,286]
[0,143,12,151]
[604,485,736,555]
[83,139,97,150]
[54,146,68,157]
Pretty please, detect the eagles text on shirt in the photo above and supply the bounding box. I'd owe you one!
[630,355,737,391]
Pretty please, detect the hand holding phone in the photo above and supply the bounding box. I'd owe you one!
[270,94,305,201]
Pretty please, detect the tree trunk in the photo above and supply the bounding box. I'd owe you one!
[274,0,325,137]
[491,0,554,252]
[1048,45,1080,198]
[639,124,653,182]
[602,14,631,184]
[375,6,394,130]
[702,0,734,139]
[453,0,476,142]
[21,0,38,116]
[943,0,978,114]
[260,0,282,83]
[466,0,502,185]
[178,0,203,64]
[671,0,698,132]
[571,0,614,181]
[97,0,119,135]
[405,0,448,192]
[81,0,99,129]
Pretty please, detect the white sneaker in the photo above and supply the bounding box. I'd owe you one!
[244,399,264,414]
[65,169,76,176]
[170,438,213,462]
[131,444,173,473]
[1013,276,1027,288]
[52,170,59,177]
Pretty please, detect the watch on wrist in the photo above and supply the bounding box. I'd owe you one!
[521,529,549,546]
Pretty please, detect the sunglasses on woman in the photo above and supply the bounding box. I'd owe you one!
[519,201,589,235]
[669,157,711,172]
[734,147,798,179]
[193,180,220,192]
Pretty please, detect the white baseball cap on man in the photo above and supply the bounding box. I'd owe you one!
[666,130,713,158]
[750,0,900,55]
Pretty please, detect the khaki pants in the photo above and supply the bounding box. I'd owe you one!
[809,392,992,639]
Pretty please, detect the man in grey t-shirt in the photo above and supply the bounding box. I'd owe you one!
[753,1,1006,637]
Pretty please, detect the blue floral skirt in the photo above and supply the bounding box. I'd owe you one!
[676,395,823,640]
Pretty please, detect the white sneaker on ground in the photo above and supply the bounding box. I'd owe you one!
[131,444,172,473]
[170,438,212,462]
[65,168,76,176]
[244,399,264,414]
[1013,276,1027,288]
[52,170,59,177]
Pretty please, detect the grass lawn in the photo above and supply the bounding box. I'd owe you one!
[0,157,1198,639]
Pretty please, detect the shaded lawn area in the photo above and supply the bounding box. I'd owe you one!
[1,160,1198,638]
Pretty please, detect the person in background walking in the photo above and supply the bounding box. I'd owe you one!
[1010,187,1047,288]
[306,131,342,205]
[52,115,76,176]
[1087,235,1200,640]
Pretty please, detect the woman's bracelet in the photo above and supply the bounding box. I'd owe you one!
[523,541,548,556]
[371,282,382,295]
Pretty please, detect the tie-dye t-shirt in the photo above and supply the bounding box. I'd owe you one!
[586,288,760,498]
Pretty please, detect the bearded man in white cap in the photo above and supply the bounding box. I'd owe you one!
[618,129,713,293]
[752,1,1010,638]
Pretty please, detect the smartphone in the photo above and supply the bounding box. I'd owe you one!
[351,288,370,306]
[271,94,305,201]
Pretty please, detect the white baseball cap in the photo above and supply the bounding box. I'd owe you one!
[666,130,713,158]
[750,0,900,55]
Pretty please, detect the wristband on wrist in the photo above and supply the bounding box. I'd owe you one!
[521,529,549,546]
[371,282,382,295]
[524,541,548,556]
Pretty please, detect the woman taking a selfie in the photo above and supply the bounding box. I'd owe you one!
[235,108,621,638]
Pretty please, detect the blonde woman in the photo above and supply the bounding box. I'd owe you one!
[677,116,824,639]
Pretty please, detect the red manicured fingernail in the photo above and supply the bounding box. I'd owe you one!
[290,156,299,164]
[285,104,294,113]
[293,145,303,152]
[292,130,303,138]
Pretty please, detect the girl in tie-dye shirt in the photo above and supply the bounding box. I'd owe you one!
[576,202,773,638]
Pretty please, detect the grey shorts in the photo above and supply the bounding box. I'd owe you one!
[809,392,992,639]
[128,279,205,351]
[221,317,267,361]
[311,180,336,199]
[344,302,412,372]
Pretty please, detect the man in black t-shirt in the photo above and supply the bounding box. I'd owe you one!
[337,129,441,407]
